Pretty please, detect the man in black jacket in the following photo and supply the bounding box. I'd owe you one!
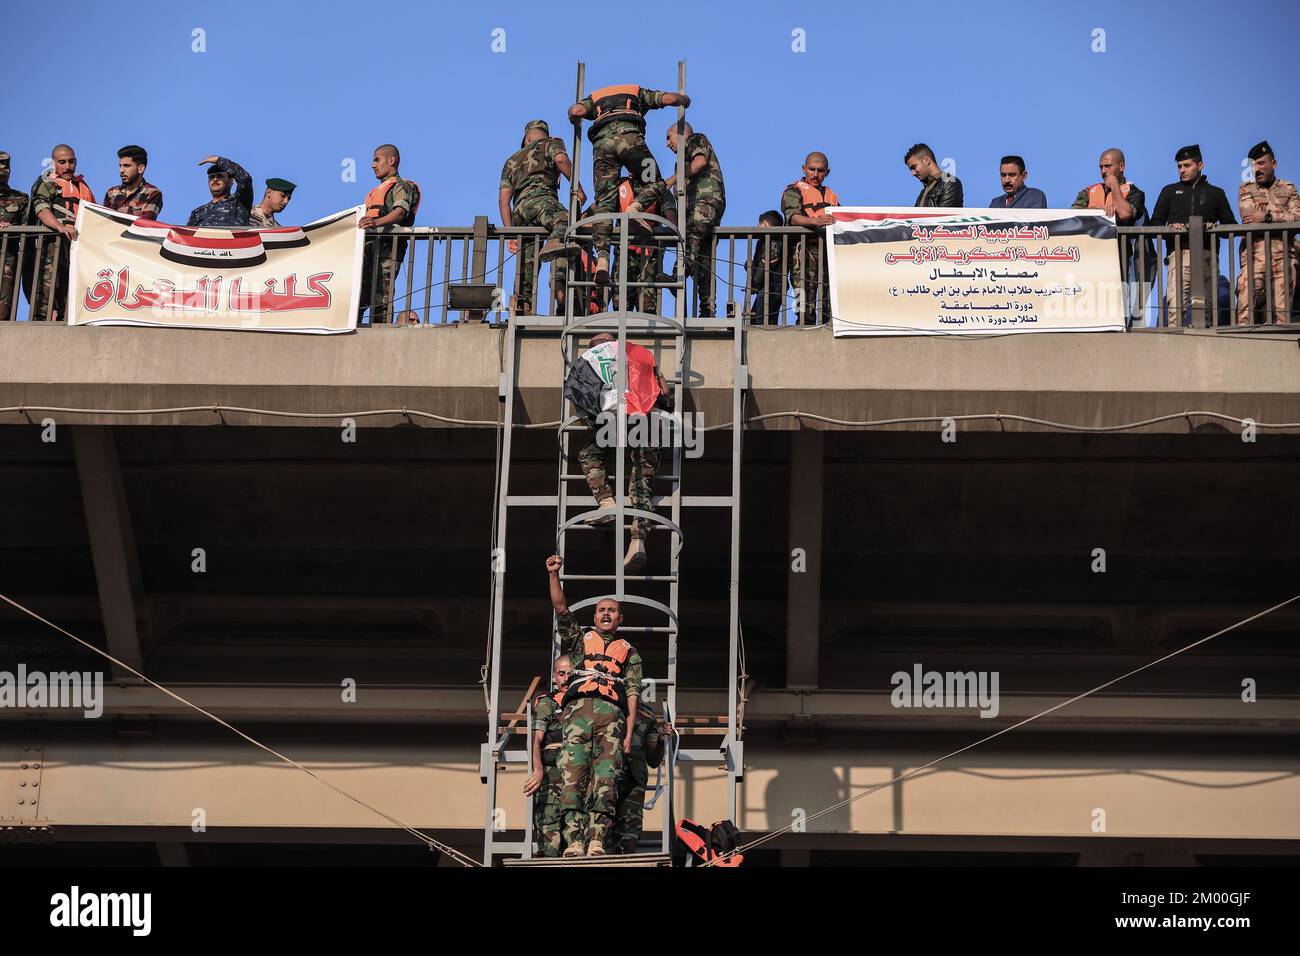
[1150,144,1236,327]
[906,143,963,208]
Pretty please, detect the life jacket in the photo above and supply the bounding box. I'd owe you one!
[589,84,644,138]
[792,180,839,218]
[565,631,632,709]
[576,250,602,315]
[618,178,658,253]
[535,688,566,765]
[675,818,744,867]
[364,176,421,226]
[39,175,94,224]
[1084,181,1132,218]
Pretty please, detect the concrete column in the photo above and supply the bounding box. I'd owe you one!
[73,426,146,675]
[785,430,823,688]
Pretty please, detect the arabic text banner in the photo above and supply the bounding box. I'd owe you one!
[826,207,1125,337]
[68,204,364,333]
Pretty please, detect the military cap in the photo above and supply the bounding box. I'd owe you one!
[266,177,297,195]
[1247,140,1274,162]
[521,119,550,148]
[205,164,231,178]
[0,151,10,167]
[1175,144,1202,163]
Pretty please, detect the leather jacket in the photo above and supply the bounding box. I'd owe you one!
[915,175,964,208]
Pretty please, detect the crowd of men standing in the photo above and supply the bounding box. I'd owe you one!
[3,89,1298,328]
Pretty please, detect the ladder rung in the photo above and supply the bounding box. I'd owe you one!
[561,573,678,582]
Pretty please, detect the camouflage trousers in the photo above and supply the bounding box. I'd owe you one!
[515,191,570,308]
[22,238,70,322]
[532,763,565,857]
[613,242,660,313]
[1236,242,1296,325]
[1164,249,1214,328]
[684,199,724,317]
[790,236,831,325]
[360,236,407,325]
[1,252,18,321]
[591,127,668,256]
[610,773,648,854]
[578,440,660,540]
[557,697,626,848]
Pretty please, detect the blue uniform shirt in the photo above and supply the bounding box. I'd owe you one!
[187,157,253,227]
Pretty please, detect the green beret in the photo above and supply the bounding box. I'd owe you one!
[266,177,296,195]
[0,151,10,167]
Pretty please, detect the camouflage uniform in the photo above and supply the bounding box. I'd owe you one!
[611,700,661,854]
[577,87,672,257]
[555,610,643,850]
[501,136,570,310]
[531,690,566,857]
[781,181,834,324]
[579,443,660,541]
[680,132,725,316]
[1236,177,1300,324]
[103,180,163,220]
[248,205,280,228]
[186,157,252,227]
[26,172,94,322]
[360,176,416,324]
[0,153,29,321]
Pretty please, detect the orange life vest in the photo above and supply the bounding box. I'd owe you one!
[589,84,644,137]
[618,178,658,251]
[792,180,839,218]
[675,818,744,867]
[53,175,94,216]
[566,631,632,709]
[1084,181,1131,218]
[364,176,421,225]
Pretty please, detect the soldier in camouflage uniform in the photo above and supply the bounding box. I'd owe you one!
[576,332,667,572]
[358,144,419,325]
[666,122,726,316]
[498,119,585,316]
[546,554,644,858]
[781,152,839,325]
[610,699,667,854]
[567,83,690,285]
[523,655,572,857]
[0,152,30,321]
[249,178,296,228]
[1237,141,1300,325]
[27,145,94,322]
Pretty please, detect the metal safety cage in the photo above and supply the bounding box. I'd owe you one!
[479,60,749,866]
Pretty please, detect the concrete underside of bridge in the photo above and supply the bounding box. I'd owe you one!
[2,323,1298,865]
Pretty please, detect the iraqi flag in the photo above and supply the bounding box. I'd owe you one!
[564,340,663,418]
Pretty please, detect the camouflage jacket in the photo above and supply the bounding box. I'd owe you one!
[0,186,27,228]
[683,132,724,208]
[104,180,163,220]
[186,157,253,228]
[623,700,662,787]
[30,173,95,223]
[532,690,565,766]
[555,610,643,707]
[500,137,567,207]
[1238,177,1300,225]
[248,205,280,228]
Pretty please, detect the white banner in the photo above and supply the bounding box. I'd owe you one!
[68,203,364,333]
[826,207,1126,336]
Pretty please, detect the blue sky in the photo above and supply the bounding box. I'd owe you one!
[5,0,1297,225]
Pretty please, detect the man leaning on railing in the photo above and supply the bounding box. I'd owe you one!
[1236,140,1300,326]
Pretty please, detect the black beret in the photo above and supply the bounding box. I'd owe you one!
[1247,140,1273,162]
[1175,144,1202,163]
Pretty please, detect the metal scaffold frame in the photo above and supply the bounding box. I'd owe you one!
[480,61,748,866]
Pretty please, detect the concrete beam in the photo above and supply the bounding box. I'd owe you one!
[6,323,1300,432]
[72,426,146,675]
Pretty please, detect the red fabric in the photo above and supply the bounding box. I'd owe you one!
[624,344,661,415]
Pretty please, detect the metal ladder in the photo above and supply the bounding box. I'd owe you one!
[480,60,748,866]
